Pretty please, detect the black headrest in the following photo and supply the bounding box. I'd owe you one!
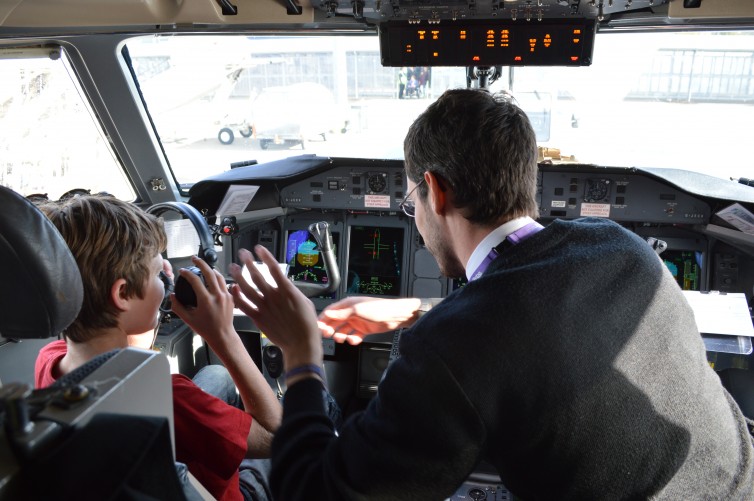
[0,186,83,339]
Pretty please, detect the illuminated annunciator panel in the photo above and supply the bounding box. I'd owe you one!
[347,225,405,297]
[379,19,596,67]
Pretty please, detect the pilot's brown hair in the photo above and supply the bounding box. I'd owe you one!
[403,88,539,225]
[39,195,167,343]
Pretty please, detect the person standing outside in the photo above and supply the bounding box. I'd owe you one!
[397,67,407,99]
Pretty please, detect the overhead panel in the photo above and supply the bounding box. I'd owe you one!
[668,0,754,20]
[314,0,669,25]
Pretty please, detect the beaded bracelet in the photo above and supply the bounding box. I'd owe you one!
[284,363,325,382]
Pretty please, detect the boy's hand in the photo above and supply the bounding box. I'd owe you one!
[170,256,236,345]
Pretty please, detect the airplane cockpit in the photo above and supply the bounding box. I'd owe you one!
[2,0,754,499]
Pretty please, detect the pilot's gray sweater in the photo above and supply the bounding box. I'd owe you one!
[272,217,754,500]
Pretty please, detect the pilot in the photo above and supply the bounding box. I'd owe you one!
[230,88,754,500]
[34,195,281,501]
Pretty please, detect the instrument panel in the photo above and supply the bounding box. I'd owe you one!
[538,166,711,223]
[281,164,406,212]
[189,156,754,311]
[271,159,715,224]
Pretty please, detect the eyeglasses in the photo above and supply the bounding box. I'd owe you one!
[399,178,425,218]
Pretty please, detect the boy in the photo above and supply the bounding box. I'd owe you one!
[35,195,281,501]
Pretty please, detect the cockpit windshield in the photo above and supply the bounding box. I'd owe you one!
[126,30,754,190]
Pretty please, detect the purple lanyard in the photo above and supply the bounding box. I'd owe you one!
[468,221,544,281]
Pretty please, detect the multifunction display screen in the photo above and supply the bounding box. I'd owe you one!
[663,250,702,291]
[347,225,404,296]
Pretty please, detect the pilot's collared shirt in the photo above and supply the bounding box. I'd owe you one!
[465,216,535,281]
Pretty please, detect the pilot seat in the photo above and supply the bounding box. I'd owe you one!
[0,185,198,500]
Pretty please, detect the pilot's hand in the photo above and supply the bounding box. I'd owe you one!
[229,246,323,370]
[317,297,421,345]
[170,256,236,347]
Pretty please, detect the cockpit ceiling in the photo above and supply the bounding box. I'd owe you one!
[0,0,314,29]
[0,0,753,32]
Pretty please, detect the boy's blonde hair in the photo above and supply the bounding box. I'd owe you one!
[39,195,167,343]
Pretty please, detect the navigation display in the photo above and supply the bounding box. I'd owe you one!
[347,225,404,297]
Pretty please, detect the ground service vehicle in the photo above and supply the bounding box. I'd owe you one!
[2,0,754,499]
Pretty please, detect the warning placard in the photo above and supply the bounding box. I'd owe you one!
[580,203,610,218]
[365,194,391,209]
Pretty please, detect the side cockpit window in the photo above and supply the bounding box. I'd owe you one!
[0,47,135,201]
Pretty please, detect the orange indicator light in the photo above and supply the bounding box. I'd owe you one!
[570,56,579,61]
[574,29,582,34]
[514,56,522,61]
[573,38,580,43]
[433,52,439,57]
[473,56,480,61]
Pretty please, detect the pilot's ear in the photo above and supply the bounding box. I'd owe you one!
[110,278,130,312]
[424,171,447,216]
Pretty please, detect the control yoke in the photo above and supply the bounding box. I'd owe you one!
[291,221,341,298]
